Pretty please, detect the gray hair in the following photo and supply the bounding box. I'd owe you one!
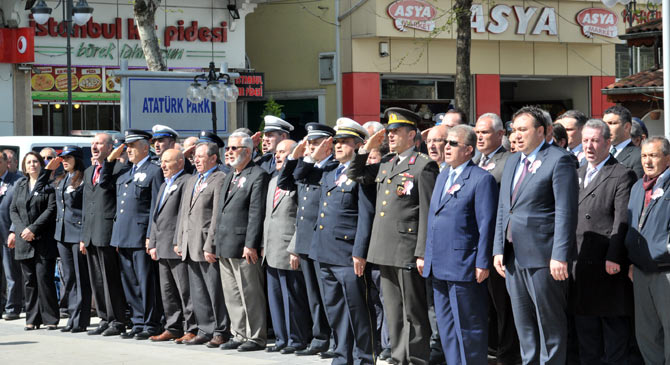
[583,119,611,141]
[229,132,254,150]
[450,124,476,156]
[362,121,384,134]
[477,113,504,132]
[196,142,220,159]
[631,121,643,139]
[642,136,670,156]
[557,110,587,128]
[40,147,57,157]
[233,128,253,136]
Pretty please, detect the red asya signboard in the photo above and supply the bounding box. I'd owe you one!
[576,8,618,38]
[387,0,437,32]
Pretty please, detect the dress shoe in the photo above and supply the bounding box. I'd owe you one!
[219,340,243,350]
[3,313,20,321]
[237,341,265,352]
[266,345,286,353]
[24,324,39,331]
[46,325,58,331]
[120,328,143,339]
[280,345,305,354]
[134,331,153,340]
[150,330,180,342]
[296,346,327,356]
[206,335,227,348]
[429,347,446,365]
[60,325,73,332]
[386,358,399,365]
[88,325,109,336]
[71,327,87,333]
[320,351,336,359]
[379,348,392,360]
[185,335,210,345]
[175,332,196,344]
[101,327,123,337]
[60,311,70,319]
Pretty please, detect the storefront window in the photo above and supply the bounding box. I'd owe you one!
[33,103,120,135]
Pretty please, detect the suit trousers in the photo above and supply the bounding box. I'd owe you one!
[299,254,331,350]
[370,267,390,351]
[632,266,670,365]
[186,259,229,339]
[86,245,126,330]
[379,264,431,365]
[1,243,23,314]
[219,257,267,346]
[20,256,59,326]
[117,247,161,333]
[432,278,488,365]
[57,241,91,329]
[266,266,311,348]
[574,315,630,365]
[505,258,568,365]
[159,258,196,336]
[425,277,441,349]
[488,266,521,364]
[319,263,374,365]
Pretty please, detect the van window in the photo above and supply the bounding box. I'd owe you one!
[31,146,93,168]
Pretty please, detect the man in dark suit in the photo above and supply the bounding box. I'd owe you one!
[263,139,311,354]
[474,113,520,365]
[0,151,24,320]
[624,136,670,365]
[310,118,375,365]
[571,119,637,364]
[80,133,129,336]
[174,141,230,347]
[605,105,644,178]
[147,149,196,342]
[110,129,163,340]
[556,110,588,166]
[348,108,439,365]
[256,116,294,174]
[424,124,497,364]
[493,105,579,365]
[216,132,269,352]
[280,123,338,358]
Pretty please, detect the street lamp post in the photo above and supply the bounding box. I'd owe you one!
[31,0,93,135]
[186,62,239,132]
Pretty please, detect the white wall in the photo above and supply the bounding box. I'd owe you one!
[0,63,14,135]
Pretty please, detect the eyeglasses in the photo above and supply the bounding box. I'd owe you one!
[446,140,464,147]
[224,146,248,152]
[43,156,55,161]
[426,138,446,144]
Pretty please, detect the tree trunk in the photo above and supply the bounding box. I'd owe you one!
[454,0,472,122]
[134,0,166,71]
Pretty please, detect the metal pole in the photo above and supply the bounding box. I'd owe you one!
[335,0,341,119]
[663,2,669,137]
[208,62,218,132]
[212,101,218,133]
[66,0,73,134]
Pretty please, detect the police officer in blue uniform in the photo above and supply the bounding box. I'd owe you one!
[152,125,196,174]
[279,122,338,358]
[310,118,375,365]
[257,116,294,174]
[110,129,164,340]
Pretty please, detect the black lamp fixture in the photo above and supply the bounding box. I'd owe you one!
[227,0,240,20]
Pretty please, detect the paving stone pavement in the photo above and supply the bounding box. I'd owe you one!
[0,315,334,364]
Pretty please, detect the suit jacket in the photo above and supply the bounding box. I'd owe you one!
[9,171,57,260]
[148,171,189,260]
[424,162,498,282]
[54,174,84,244]
[256,152,275,174]
[616,143,644,179]
[0,171,24,244]
[214,161,269,259]
[348,149,439,268]
[624,171,670,273]
[493,142,579,268]
[474,146,510,184]
[280,156,339,255]
[309,165,375,267]
[81,160,130,247]
[111,159,163,248]
[174,170,226,262]
[263,174,298,270]
[571,157,636,316]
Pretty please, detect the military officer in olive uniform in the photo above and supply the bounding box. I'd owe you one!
[110,129,164,340]
[348,108,439,365]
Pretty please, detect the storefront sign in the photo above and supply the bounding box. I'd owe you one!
[576,8,618,38]
[621,6,660,26]
[470,4,557,35]
[0,27,34,63]
[387,0,437,32]
[235,72,264,99]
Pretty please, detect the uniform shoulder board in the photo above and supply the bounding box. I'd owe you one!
[418,153,430,160]
[408,155,417,165]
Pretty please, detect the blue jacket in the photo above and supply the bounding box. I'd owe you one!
[54,173,84,244]
[423,162,497,282]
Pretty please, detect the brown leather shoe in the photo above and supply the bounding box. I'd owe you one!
[185,335,210,345]
[206,335,227,348]
[175,332,196,344]
[150,330,180,342]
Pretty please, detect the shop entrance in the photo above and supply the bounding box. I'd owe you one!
[247,98,319,140]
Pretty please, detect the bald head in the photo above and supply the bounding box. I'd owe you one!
[160,149,185,178]
[275,139,297,170]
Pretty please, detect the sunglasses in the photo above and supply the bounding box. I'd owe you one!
[43,156,55,161]
[445,140,464,147]
[224,146,248,152]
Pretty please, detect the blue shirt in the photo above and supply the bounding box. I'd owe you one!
[159,169,184,208]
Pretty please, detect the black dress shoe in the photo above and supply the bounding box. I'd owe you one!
[4,313,20,321]
[71,327,87,333]
[296,346,325,356]
[320,351,336,359]
[24,324,39,331]
[101,327,123,337]
[88,325,109,336]
[237,341,265,352]
[266,345,286,352]
[120,328,142,339]
[134,331,153,340]
[46,325,58,331]
[219,340,243,350]
[379,348,392,360]
[280,346,303,354]
[60,325,73,332]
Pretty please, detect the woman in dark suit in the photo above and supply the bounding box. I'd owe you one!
[9,151,58,330]
[50,146,91,332]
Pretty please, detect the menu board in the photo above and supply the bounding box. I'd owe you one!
[31,66,115,93]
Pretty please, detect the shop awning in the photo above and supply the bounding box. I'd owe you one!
[602,68,663,102]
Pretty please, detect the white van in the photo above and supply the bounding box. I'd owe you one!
[0,136,95,171]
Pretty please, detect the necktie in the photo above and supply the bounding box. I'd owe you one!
[610,146,617,156]
[336,165,345,179]
[479,156,488,168]
[643,175,660,208]
[273,186,282,208]
[584,167,598,188]
[441,170,457,202]
[130,165,137,177]
[511,159,531,203]
[191,174,204,205]
[92,164,102,185]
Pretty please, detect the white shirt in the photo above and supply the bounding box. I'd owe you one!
[395,147,414,164]
[612,139,631,158]
[585,155,610,187]
[513,141,544,188]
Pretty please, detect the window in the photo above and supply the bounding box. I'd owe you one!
[615,44,658,79]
